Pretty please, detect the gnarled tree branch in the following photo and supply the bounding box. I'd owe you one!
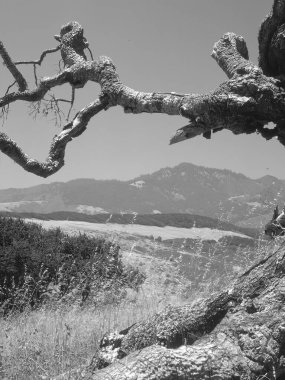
[0,97,108,177]
[1,5,285,176]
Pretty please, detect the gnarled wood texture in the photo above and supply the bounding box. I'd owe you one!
[55,242,285,379]
[1,2,285,176]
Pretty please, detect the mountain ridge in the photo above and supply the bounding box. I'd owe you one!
[1,162,284,227]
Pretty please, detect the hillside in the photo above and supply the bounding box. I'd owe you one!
[1,162,284,227]
[0,211,258,238]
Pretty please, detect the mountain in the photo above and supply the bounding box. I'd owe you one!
[0,162,284,227]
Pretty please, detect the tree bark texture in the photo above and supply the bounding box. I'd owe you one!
[55,242,285,379]
[1,1,285,176]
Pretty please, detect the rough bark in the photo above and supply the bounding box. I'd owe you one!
[1,2,285,176]
[55,242,285,380]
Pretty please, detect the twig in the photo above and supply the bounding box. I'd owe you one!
[14,46,60,66]
[67,87,75,121]
[5,81,16,96]
[33,64,38,86]
[87,47,94,61]
[0,81,16,124]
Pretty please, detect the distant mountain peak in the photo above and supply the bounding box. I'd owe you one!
[256,174,279,185]
[0,162,284,228]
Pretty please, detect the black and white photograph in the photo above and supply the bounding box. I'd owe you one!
[1,1,285,379]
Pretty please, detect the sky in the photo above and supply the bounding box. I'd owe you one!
[0,0,283,189]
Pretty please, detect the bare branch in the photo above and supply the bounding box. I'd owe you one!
[67,87,75,121]
[0,81,17,123]
[0,97,108,177]
[0,41,27,91]
[87,46,94,61]
[5,81,17,95]
[14,46,60,66]
[28,94,71,126]
[0,66,89,108]
[211,33,261,78]
[1,15,285,177]
[33,64,38,86]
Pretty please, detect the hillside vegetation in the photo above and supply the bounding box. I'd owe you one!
[0,214,275,379]
[0,216,145,316]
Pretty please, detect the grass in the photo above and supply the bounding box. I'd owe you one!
[0,216,278,379]
[0,285,191,379]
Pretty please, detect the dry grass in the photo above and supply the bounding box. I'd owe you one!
[0,222,277,379]
[0,282,191,379]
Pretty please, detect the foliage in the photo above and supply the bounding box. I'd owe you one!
[0,216,145,315]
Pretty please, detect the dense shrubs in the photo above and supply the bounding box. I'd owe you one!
[0,217,145,314]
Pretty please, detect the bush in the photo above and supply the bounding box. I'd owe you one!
[0,217,145,314]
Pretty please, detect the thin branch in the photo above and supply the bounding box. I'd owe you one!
[28,95,73,126]
[87,46,94,61]
[0,81,16,123]
[0,97,109,177]
[33,64,38,86]
[5,81,17,95]
[14,46,60,66]
[66,87,75,121]
[0,69,74,108]
[0,41,27,91]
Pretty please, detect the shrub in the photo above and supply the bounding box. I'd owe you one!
[0,217,145,314]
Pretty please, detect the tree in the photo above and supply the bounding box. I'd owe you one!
[2,1,285,379]
[1,1,285,178]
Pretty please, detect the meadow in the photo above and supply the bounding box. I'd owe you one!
[0,215,277,379]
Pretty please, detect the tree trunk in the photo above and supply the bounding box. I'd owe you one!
[54,243,285,379]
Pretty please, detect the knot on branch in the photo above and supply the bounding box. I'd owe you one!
[54,21,89,67]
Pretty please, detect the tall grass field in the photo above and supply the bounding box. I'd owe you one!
[0,215,276,379]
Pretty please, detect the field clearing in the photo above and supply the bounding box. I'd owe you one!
[24,219,252,242]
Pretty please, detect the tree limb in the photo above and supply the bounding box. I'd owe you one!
[0,97,108,177]
[14,46,60,66]
[1,6,285,176]
[0,41,27,91]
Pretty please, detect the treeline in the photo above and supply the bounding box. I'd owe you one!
[0,216,145,315]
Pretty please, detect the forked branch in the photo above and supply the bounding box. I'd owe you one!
[0,97,108,177]
[14,46,60,66]
[1,2,285,177]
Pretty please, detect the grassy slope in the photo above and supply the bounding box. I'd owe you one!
[0,214,273,379]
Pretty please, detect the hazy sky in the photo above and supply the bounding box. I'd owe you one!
[0,0,282,189]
